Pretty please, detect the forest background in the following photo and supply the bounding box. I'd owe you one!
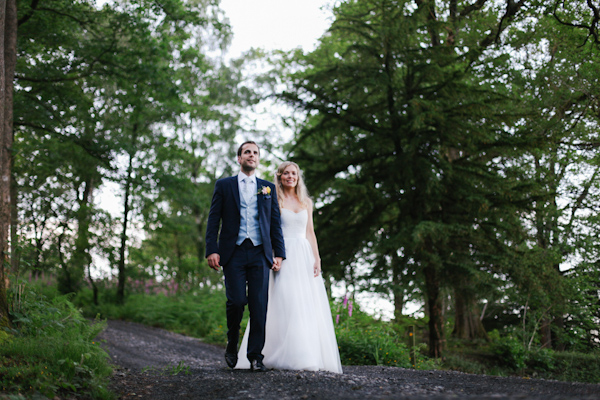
[1,0,600,398]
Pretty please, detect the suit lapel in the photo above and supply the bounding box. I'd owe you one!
[256,178,263,214]
[231,176,241,211]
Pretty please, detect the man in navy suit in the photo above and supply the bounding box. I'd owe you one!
[205,141,285,372]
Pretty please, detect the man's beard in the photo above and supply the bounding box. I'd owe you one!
[241,163,256,173]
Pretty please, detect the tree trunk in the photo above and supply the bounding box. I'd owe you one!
[0,0,17,329]
[452,288,489,341]
[117,128,138,304]
[391,251,404,321]
[71,177,95,295]
[554,312,565,351]
[0,0,9,328]
[73,177,97,303]
[57,225,71,289]
[174,230,183,293]
[424,263,445,358]
[540,317,552,349]
[9,169,17,273]
[88,263,98,306]
[117,155,133,304]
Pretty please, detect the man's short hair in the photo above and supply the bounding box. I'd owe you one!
[237,141,260,157]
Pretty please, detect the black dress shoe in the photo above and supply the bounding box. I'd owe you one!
[250,359,268,372]
[225,352,238,369]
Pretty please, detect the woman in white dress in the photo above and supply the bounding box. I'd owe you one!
[236,161,343,374]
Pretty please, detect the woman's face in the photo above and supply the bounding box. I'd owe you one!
[281,165,299,189]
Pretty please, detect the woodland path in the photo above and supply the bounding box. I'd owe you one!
[96,320,600,399]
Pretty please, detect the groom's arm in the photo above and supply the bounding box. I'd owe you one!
[269,185,286,261]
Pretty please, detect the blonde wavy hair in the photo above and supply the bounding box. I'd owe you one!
[276,161,311,209]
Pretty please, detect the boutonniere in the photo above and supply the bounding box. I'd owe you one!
[257,186,271,198]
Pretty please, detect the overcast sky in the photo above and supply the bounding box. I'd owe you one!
[219,0,333,58]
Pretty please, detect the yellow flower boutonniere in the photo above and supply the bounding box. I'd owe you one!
[257,186,271,197]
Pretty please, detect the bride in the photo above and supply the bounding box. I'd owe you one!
[236,161,343,374]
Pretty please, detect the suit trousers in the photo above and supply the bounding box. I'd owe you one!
[223,238,270,362]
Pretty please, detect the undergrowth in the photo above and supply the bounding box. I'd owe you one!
[443,332,600,383]
[1,284,113,399]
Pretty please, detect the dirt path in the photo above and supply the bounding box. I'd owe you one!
[96,320,600,399]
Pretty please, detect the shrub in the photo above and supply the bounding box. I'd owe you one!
[489,330,527,370]
[333,297,435,369]
[525,348,556,372]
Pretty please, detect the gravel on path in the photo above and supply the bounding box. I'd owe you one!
[96,320,600,400]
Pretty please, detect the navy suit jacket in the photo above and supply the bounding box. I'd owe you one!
[205,176,286,267]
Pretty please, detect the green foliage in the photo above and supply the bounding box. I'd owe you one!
[525,348,556,372]
[549,351,600,383]
[282,0,537,358]
[13,0,244,301]
[488,330,527,370]
[74,286,232,346]
[1,287,112,399]
[442,353,488,375]
[333,299,436,369]
[443,330,600,383]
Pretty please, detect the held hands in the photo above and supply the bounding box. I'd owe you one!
[272,257,283,272]
[207,253,221,271]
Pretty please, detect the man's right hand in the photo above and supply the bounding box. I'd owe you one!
[207,253,221,271]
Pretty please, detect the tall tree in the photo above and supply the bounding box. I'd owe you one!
[279,0,534,357]
[11,0,236,303]
[14,0,120,294]
[500,3,600,350]
[0,0,17,328]
[96,0,232,303]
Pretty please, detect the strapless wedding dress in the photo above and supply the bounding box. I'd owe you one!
[236,208,343,373]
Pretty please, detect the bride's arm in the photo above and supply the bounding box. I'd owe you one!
[306,199,322,277]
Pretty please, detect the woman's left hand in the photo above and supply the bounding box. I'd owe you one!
[313,259,321,277]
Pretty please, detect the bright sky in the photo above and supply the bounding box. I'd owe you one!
[219,0,333,58]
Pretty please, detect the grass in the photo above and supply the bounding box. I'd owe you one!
[71,286,235,347]
[1,286,113,399]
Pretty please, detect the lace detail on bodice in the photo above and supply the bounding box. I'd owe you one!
[281,208,307,239]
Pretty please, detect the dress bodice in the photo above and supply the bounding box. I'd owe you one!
[281,208,307,239]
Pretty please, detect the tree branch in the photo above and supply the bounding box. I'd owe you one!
[17,0,40,26]
[553,0,600,46]
[459,0,488,17]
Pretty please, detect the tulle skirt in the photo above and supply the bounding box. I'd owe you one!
[236,236,342,373]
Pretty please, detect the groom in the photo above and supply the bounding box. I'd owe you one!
[205,141,285,372]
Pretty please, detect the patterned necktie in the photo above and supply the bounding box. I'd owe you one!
[243,178,251,201]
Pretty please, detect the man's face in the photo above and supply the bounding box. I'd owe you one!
[238,143,260,173]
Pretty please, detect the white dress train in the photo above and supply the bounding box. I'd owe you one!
[236,208,343,374]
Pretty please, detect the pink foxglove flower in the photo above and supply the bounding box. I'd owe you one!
[342,295,348,308]
[336,314,340,324]
[348,300,353,317]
